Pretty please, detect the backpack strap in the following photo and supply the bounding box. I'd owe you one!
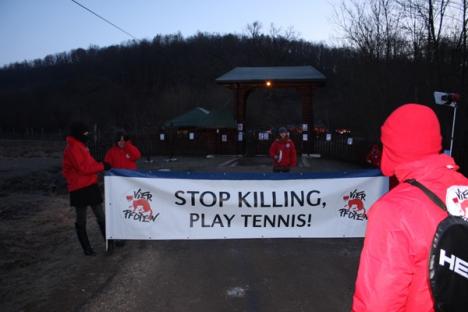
[405,179,447,211]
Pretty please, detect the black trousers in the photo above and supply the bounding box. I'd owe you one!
[75,204,105,229]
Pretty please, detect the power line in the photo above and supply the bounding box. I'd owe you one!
[70,0,137,40]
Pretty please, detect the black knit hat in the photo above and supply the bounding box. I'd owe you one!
[70,122,88,137]
[278,127,288,134]
[69,122,89,143]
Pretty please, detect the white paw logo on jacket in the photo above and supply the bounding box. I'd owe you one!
[446,186,468,217]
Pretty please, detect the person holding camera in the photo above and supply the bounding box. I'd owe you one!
[352,104,468,311]
[104,130,141,170]
[63,122,110,256]
[269,127,297,172]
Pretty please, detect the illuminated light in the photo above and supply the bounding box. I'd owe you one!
[266,81,272,87]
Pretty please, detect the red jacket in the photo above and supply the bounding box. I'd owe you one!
[104,141,141,170]
[63,136,104,192]
[366,144,381,167]
[352,154,468,311]
[269,138,297,168]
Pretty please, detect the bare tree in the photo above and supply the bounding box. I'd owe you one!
[245,21,263,38]
[451,0,468,88]
[396,0,452,59]
[269,23,282,38]
[335,0,403,60]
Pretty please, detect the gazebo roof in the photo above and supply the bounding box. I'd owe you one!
[164,107,236,129]
[216,66,326,85]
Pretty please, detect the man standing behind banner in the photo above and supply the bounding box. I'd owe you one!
[269,127,297,172]
[104,130,141,170]
[63,122,110,256]
[352,104,468,311]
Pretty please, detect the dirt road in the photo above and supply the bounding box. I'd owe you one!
[0,140,364,312]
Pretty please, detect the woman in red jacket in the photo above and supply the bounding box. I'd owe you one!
[269,127,297,172]
[104,131,141,170]
[63,122,109,256]
[352,104,468,311]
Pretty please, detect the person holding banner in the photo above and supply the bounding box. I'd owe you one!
[352,104,468,311]
[63,122,110,256]
[104,130,141,170]
[103,130,141,248]
[269,127,297,172]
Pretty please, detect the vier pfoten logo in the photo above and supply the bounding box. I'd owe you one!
[338,189,368,221]
[446,185,468,218]
[123,188,160,223]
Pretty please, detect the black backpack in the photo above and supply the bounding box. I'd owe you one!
[406,179,468,312]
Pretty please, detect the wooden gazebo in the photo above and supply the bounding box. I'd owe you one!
[216,66,326,154]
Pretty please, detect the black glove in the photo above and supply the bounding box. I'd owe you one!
[103,162,112,171]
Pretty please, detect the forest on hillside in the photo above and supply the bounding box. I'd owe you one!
[0,0,467,167]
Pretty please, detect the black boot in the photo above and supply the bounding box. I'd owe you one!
[75,223,96,256]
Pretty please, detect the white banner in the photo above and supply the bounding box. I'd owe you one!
[105,170,388,240]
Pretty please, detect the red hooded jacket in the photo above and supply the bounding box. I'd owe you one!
[352,104,468,311]
[269,138,297,168]
[63,136,104,192]
[104,141,141,170]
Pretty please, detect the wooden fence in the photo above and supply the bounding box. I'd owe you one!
[3,128,467,173]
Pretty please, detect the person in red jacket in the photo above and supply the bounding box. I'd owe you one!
[104,131,141,170]
[63,122,110,256]
[352,104,468,311]
[269,127,297,172]
[365,144,381,168]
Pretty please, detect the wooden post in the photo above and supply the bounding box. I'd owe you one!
[234,85,250,155]
[299,86,315,155]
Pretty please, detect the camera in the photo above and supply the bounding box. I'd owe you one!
[434,91,460,106]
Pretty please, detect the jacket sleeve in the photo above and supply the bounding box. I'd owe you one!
[269,141,277,160]
[124,141,141,161]
[290,141,297,167]
[69,145,104,175]
[352,201,413,312]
